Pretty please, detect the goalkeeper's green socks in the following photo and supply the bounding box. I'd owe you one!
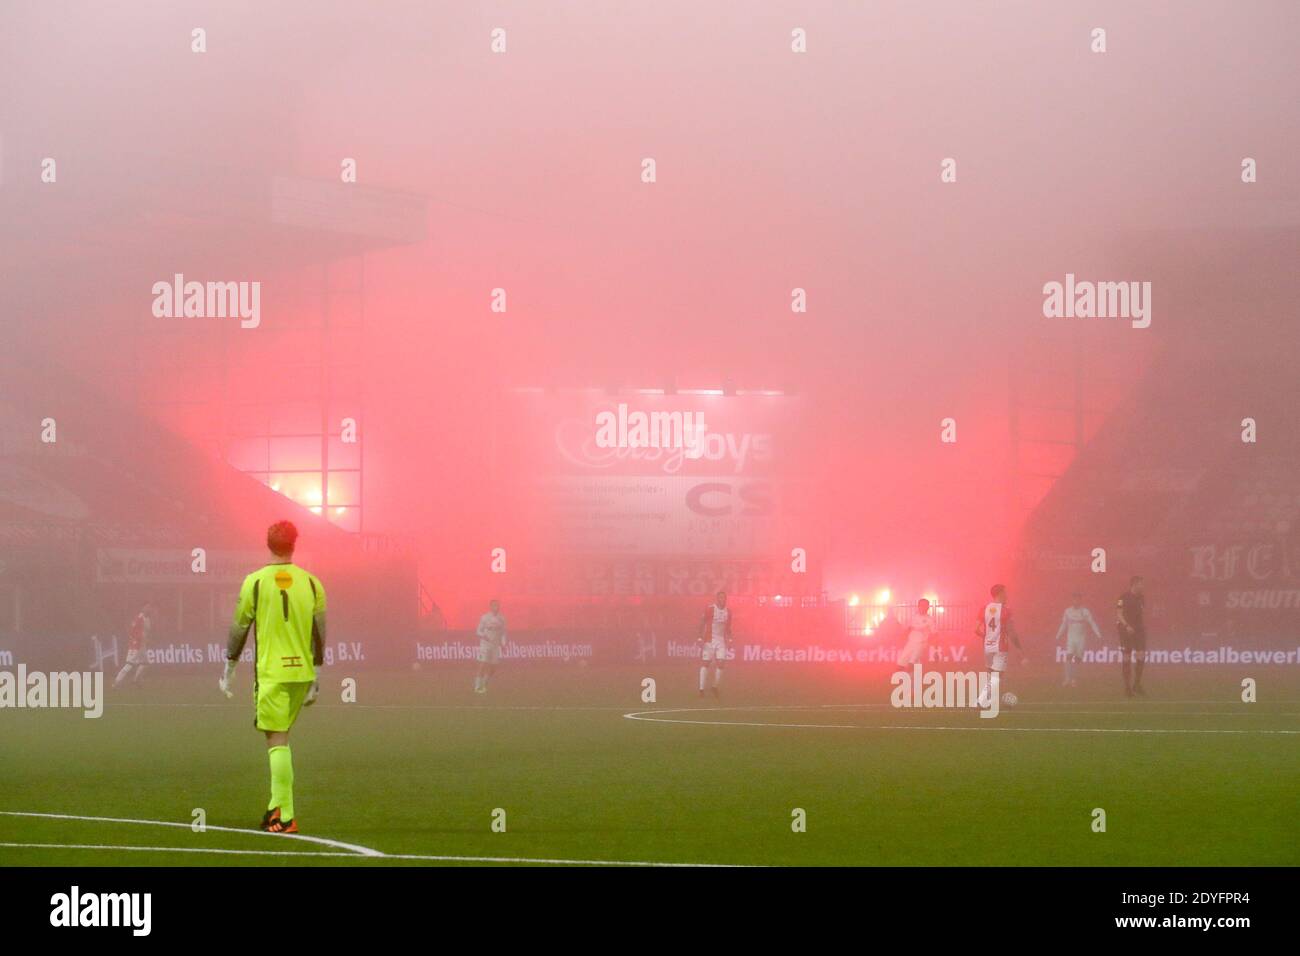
[268,745,295,821]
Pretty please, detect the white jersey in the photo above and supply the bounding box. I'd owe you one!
[897,609,935,666]
[1055,606,1097,642]
[906,610,935,640]
[476,611,507,646]
[708,605,731,642]
[981,602,1010,654]
[1056,606,1100,643]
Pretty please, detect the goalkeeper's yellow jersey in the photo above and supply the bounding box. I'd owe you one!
[232,562,326,682]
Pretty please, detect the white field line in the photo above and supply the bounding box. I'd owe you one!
[0,842,733,866]
[108,699,1300,713]
[0,811,736,867]
[622,708,1300,735]
[0,810,383,856]
[0,842,352,858]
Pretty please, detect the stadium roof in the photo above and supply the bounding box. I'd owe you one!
[0,343,351,556]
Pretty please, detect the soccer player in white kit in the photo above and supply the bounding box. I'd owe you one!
[698,590,732,698]
[897,598,937,667]
[474,599,507,694]
[1054,592,1101,687]
[974,584,1025,707]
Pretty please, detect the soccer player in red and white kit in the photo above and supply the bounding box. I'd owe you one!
[974,584,1025,707]
[114,602,155,687]
[698,590,732,698]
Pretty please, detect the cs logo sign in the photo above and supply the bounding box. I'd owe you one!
[685,482,773,517]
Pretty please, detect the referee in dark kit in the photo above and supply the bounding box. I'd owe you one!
[1116,575,1148,698]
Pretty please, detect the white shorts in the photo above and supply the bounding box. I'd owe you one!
[125,649,143,666]
[478,640,502,664]
[701,638,728,664]
[898,635,927,666]
[985,650,1008,673]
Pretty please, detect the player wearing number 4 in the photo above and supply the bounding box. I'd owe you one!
[698,590,732,698]
[974,584,1027,707]
[219,520,327,835]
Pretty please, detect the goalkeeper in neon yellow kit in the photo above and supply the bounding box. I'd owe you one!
[220,520,326,834]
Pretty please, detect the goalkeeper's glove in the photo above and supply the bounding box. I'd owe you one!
[219,659,237,698]
[305,678,320,706]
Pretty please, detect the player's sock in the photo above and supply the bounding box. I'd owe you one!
[713,669,722,688]
[133,665,145,683]
[1134,657,1145,689]
[983,673,1000,707]
[113,664,130,687]
[699,666,707,691]
[1121,657,1132,693]
[268,745,294,821]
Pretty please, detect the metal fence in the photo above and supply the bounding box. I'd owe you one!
[844,603,976,638]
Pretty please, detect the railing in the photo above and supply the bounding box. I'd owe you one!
[844,604,975,638]
[410,592,977,640]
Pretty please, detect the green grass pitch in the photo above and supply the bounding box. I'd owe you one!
[1,663,1296,866]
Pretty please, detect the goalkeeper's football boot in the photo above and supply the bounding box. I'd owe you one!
[261,807,298,833]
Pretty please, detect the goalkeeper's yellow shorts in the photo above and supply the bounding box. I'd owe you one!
[254,680,312,733]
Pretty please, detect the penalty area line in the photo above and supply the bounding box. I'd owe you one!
[0,810,382,856]
[0,811,740,867]
[0,842,356,859]
[0,842,736,866]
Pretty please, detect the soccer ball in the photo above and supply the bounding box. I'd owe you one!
[1001,692,1018,707]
